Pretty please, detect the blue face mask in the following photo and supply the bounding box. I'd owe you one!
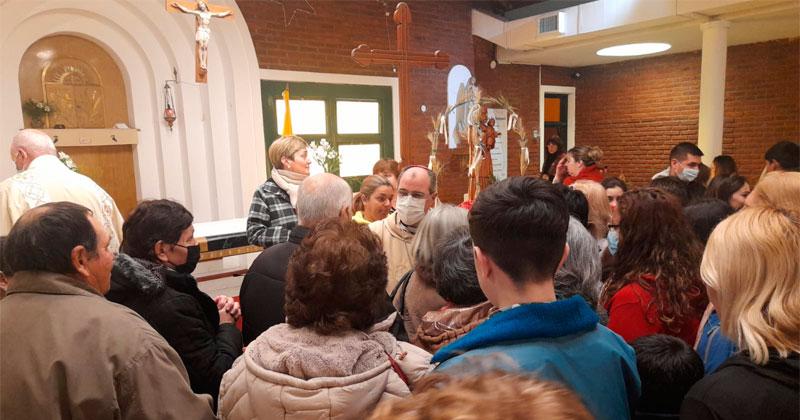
[607,228,619,256]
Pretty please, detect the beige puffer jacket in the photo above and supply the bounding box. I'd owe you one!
[218,323,432,420]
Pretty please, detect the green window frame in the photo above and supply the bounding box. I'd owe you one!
[261,80,393,187]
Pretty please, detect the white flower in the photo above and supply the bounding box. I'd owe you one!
[36,102,44,109]
[320,138,329,147]
[327,151,337,159]
[43,106,51,112]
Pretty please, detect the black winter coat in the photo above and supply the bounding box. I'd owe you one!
[106,254,242,406]
[680,351,799,420]
[240,225,310,346]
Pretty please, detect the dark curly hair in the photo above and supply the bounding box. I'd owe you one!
[601,188,707,333]
[285,219,388,334]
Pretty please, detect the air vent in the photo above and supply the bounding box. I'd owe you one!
[538,12,566,35]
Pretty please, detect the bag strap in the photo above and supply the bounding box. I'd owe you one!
[385,351,410,386]
[389,270,413,301]
[391,270,413,315]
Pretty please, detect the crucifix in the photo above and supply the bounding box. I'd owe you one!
[352,2,449,163]
[167,0,234,83]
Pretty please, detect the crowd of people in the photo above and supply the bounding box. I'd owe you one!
[0,128,798,419]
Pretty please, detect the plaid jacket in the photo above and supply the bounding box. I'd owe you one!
[246,179,297,248]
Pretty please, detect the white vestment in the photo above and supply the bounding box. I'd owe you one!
[0,155,124,252]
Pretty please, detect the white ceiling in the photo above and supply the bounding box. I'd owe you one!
[493,3,800,67]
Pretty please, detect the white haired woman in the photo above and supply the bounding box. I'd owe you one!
[681,207,799,420]
[393,205,469,341]
[246,136,310,247]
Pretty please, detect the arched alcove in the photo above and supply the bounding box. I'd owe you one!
[18,35,130,129]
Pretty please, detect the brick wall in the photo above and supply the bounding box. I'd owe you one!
[240,0,799,198]
[573,38,799,187]
[722,39,799,184]
[238,0,475,203]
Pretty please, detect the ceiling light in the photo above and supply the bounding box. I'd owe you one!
[596,43,671,57]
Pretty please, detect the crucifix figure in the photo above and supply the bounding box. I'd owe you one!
[352,2,449,163]
[168,0,233,83]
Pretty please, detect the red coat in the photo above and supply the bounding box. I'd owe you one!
[605,275,701,346]
[563,164,604,186]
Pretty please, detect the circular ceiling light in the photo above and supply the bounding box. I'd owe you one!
[596,43,672,57]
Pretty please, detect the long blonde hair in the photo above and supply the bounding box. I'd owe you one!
[749,172,800,212]
[572,180,611,240]
[701,207,800,364]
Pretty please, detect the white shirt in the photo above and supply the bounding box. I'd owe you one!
[0,155,124,252]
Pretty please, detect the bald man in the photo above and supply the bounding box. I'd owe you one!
[1,129,124,251]
[239,173,354,345]
[369,165,437,292]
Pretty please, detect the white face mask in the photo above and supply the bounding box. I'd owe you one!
[678,167,699,182]
[396,195,427,227]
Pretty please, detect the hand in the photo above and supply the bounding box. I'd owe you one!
[214,295,233,310]
[227,301,241,320]
[214,295,240,321]
[554,156,568,182]
[218,309,235,325]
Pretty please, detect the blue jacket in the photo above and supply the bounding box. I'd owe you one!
[433,296,640,420]
[695,310,738,374]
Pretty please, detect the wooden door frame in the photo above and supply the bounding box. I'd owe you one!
[539,85,575,169]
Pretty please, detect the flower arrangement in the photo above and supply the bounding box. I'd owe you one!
[309,138,340,174]
[22,99,56,128]
[58,151,79,173]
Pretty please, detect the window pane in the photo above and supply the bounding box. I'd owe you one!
[336,101,380,134]
[276,99,327,135]
[338,143,381,177]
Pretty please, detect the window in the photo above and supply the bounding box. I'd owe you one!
[261,81,393,186]
[275,99,326,135]
[336,101,380,134]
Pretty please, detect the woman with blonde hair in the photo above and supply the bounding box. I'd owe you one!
[744,171,800,212]
[681,207,799,420]
[352,175,394,225]
[553,145,605,186]
[246,135,310,247]
[571,180,612,241]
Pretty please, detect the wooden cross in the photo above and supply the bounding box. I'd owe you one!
[167,0,234,83]
[352,2,449,163]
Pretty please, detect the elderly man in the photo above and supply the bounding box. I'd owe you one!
[240,173,354,345]
[369,165,437,292]
[652,142,704,182]
[1,129,124,251]
[0,202,215,419]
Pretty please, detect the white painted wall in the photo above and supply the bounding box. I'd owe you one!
[0,0,266,222]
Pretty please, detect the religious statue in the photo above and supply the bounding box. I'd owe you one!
[467,103,498,200]
[171,0,231,74]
